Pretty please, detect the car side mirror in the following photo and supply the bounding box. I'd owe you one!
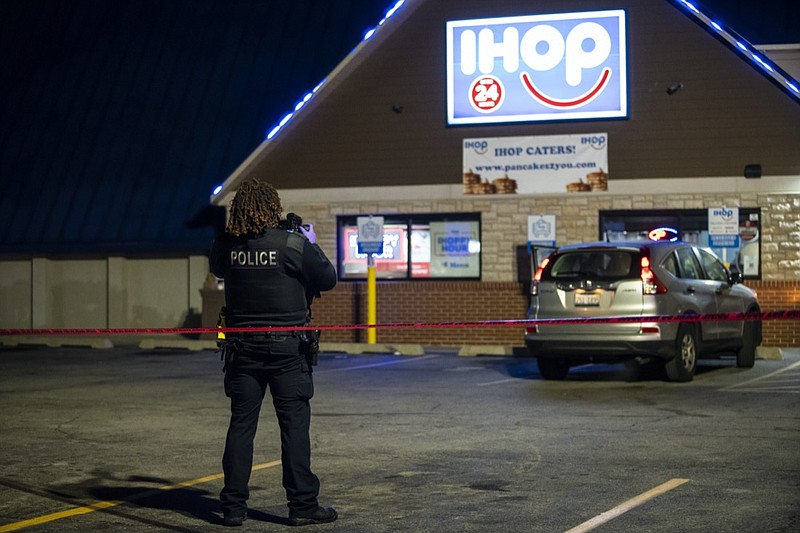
[729,271,744,284]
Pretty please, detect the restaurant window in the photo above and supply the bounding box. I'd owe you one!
[336,213,481,280]
[599,208,761,279]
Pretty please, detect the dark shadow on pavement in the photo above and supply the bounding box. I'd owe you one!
[485,353,743,383]
[46,471,291,529]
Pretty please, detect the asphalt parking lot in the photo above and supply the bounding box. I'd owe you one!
[1,344,799,532]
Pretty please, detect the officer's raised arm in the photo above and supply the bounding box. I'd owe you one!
[300,231,337,293]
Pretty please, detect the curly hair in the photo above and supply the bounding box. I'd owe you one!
[226,179,282,237]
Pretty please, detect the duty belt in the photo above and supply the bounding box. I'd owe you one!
[231,331,300,340]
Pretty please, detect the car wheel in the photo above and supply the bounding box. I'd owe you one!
[665,324,697,382]
[537,358,570,380]
[736,320,757,368]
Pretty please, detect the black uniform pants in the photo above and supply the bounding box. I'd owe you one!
[220,337,320,516]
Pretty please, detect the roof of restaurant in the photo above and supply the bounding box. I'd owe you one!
[0,0,797,256]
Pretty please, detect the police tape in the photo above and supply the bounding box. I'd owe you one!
[0,310,797,337]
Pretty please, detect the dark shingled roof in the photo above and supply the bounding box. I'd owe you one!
[0,0,796,256]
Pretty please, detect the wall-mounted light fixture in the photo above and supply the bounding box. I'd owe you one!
[666,83,683,95]
[744,164,762,179]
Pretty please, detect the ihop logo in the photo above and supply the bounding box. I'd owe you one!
[712,208,735,221]
[446,10,627,125]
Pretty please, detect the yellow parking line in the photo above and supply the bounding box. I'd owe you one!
[565,478,690,533]
[0,460,281,533]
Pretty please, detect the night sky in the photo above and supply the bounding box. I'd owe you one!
[693,0,800,44]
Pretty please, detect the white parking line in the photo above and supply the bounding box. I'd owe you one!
[318,354,439,373]
[729,387,800,393]
[564,478,691,533]
[478,376,535,386]
[721,360,800,392]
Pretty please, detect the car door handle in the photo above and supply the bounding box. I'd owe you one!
[686,287,695,294]
[715,288,723,295]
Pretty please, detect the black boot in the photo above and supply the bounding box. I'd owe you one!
[288,506,338,526]
[223,513,246,527]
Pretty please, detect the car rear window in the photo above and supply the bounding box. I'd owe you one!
[547,250,637,280]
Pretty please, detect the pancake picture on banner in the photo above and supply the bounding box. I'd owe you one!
[463,170,518,195]
[567,169,608,192]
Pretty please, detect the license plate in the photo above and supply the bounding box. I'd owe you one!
[575,293,600,306]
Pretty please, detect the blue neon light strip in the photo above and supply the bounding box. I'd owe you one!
[264,0,405,140]
[279,4,400,131]
[212,1,406,196]
[674,0,800,102]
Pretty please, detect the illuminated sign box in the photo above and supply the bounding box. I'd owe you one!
[342,226,408,275]
[446,10,627,125]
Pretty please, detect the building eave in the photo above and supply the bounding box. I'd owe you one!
[211,0,421,206]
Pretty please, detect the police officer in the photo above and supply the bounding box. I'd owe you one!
[209,179,337,527]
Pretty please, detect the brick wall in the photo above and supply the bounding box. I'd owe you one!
[276,190,800,347]
[311,279,798,348]
[312,281,528,346]
[748,280,800,346]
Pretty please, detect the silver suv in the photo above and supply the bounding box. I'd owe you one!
[525,241,761,382]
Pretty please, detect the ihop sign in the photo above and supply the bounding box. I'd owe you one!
[446,10,627,125]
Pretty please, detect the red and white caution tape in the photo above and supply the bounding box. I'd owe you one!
[0,310,797,337]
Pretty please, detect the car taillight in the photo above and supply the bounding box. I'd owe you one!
[641,256,667,295]
[531,257,550,296]
[526,325,539,335]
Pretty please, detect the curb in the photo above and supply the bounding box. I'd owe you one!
[757,346,783,361]
[0,335,114,349]
[321,342,426,355]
